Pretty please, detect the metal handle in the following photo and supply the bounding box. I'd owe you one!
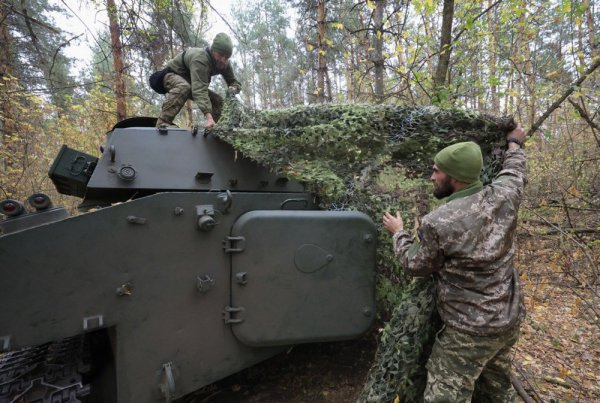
[69,156,87,176]
[280,198,309,210]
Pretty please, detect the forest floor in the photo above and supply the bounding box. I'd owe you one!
[181,225,600,403]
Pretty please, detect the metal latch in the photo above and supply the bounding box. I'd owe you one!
[223,306,245,324]
[222,236,245,253]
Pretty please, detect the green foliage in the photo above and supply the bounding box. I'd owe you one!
[3,0,75,106]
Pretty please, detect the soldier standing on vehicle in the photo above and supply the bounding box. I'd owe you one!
[151,33,241,128]
[382,123,528,402]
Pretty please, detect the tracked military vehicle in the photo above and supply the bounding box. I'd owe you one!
[0,118,377,402]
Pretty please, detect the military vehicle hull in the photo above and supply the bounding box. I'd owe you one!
[0,120,376,402]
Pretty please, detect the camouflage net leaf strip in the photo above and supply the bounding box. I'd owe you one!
[215,96,515,203]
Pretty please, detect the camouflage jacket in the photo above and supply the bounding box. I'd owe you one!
[166,47,241,114]
[392,148,527,336]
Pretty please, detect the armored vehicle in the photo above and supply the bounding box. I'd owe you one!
[0,118,377,402]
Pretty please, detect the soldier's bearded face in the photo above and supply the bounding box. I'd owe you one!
[431,165,454,199]
[212,51,230,69]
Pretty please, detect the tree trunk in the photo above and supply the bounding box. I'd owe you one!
[433,0,455,96]
[372,0,385,103]
[0,9,17,177]
[582,0,597,59]
[345,42,355,101]
[523,7,535,127]
[107,0,127,122]
[316,0,327,103]
[487,0,499,112]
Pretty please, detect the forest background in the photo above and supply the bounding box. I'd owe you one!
[1,0,599,401]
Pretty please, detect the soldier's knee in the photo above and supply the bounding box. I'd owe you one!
[171,83,191,99]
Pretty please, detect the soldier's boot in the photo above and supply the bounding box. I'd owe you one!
[155,117,172,127]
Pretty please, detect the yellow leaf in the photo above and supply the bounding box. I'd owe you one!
[331,22,344,30]
[522,354,535,365]
[559,367,571,378]
[393,396,400,403]
[568,185,580,197]
[367,0,376,10]
[306,43,314,51]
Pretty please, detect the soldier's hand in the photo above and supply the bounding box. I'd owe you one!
[228,86,240,95]
[204,113,215,129]
[383,211,404,234]
[507,123,526,145]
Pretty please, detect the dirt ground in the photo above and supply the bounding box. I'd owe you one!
[512,226,600,402]
[179,228,599,403]
[179,333,378,403]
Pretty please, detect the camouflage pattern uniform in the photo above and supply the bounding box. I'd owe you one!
[392,148,527,402]
[158,47,241,125]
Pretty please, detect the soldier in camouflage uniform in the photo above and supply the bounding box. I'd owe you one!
[382,124,527,402]
[156,33,241,128]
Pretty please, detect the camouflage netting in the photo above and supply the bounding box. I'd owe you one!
[213,95,516,402]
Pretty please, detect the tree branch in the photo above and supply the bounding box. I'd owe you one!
[526,57,600,137]
[0,2,60,33]
[452,0,503,43]
[567,98,600,130]
[567,97,600,147]
[205,0,242,41]
[511,374,536,403]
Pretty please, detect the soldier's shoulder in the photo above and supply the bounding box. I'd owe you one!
[423,195,482,228]
[187,47,209,61]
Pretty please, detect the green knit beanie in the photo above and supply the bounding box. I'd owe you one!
[434,141,483,184]
[211,33,233,58]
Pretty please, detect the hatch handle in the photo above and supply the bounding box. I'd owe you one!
[223,306,245,324]
[280,198,309,210]
[223,236,245,253]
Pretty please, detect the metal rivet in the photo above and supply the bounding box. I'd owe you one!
[362,307,373,317]
[196,275,215,293]
[364,234,373,243]
[236,272,248,285]
[174,207,184,216]
[116,283,133,296]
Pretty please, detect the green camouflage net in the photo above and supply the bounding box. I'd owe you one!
[357,276,442,403]
[213,95,515,402]
[215,95,514,206]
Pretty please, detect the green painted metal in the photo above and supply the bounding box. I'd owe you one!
[0,121,377,402]
[230,210,376,347]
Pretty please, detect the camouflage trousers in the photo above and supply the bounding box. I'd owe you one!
[423,325,520,403]
[157,72,224,126]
